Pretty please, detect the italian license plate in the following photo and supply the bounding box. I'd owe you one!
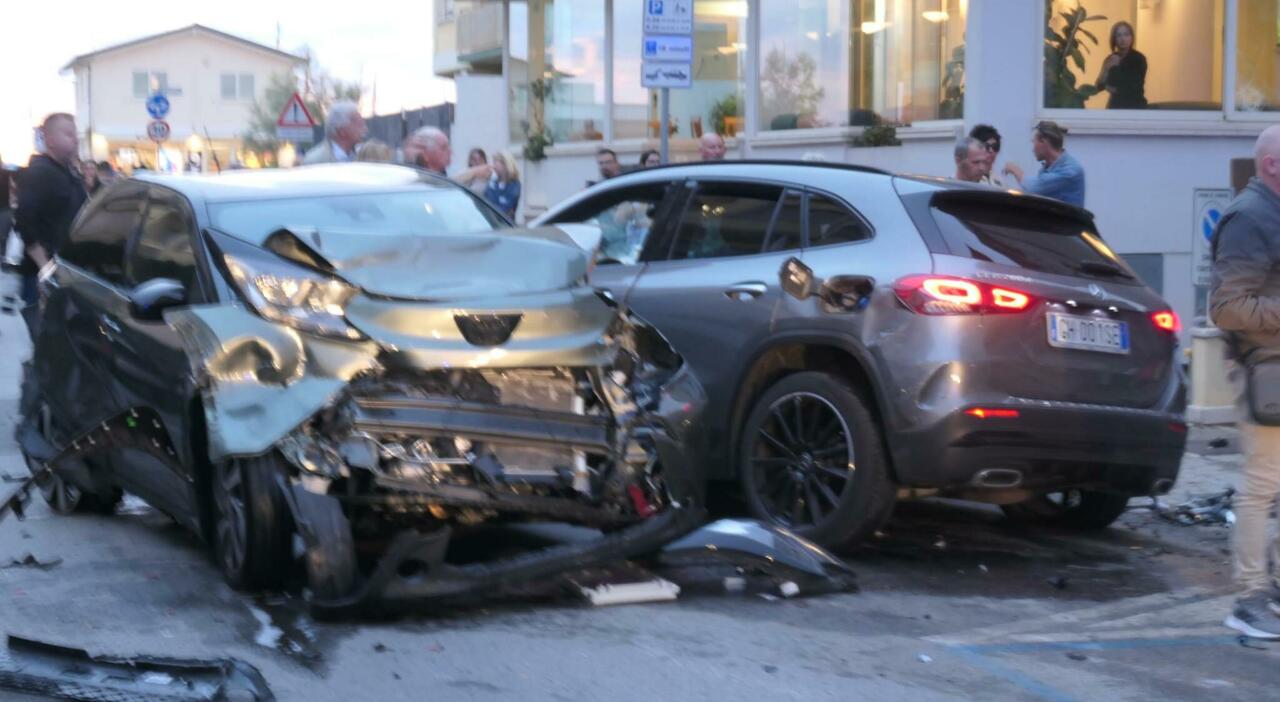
[1046,313,1130,354]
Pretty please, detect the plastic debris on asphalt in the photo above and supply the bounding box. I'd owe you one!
[1,553,61,571]
[1146,488,1236,527]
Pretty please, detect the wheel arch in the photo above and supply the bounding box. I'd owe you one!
[724,333,899,483]
[187,395,217,545]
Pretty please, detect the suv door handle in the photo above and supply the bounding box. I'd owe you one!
[99,314,121,335]
[725,282,767,300]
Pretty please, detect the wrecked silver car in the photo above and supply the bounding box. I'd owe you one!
[16,164,708,609]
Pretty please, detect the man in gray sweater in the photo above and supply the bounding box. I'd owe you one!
[1211,124,1280,639]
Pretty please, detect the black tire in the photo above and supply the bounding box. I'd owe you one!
[212,454,292,590]
[738,371,896,551]
[303,497,358,601]
[1001,490,1131,530]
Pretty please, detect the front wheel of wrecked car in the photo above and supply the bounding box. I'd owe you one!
[213,454,292,590]
[738,372,895,551]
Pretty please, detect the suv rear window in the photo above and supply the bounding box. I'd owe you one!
[931,200,1138,283]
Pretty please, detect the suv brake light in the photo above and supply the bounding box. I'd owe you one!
[1152,310,1181,333]
[893,275,1034,315]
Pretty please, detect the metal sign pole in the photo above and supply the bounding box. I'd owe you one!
[659,88,670,164]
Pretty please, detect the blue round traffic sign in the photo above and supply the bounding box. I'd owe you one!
[146,93,170,119]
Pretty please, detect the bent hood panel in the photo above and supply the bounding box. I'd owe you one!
[275,226,589,300]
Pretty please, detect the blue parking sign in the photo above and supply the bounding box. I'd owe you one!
[146,93,170,119]
[649,1,664,14]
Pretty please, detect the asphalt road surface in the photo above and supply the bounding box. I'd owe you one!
[0,311,1273,701]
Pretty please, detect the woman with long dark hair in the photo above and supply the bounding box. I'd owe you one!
[1095,21,1147,109]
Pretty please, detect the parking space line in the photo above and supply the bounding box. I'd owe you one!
[946,634,1244,702]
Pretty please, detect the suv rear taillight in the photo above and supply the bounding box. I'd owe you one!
[1152,310,1181,333]
[893,275,1034,315]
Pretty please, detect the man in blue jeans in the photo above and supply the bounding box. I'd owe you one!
[1002,120,1086,208]
[14,113,86,308]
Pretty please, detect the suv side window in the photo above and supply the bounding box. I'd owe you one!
[127,188,199,295]
[60,182,146,285]
[807,193,871,247]
[669,182,784,261]
[547,183,672,265]
[765,189,803,253]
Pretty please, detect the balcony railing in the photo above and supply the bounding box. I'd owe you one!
[457,1,503,62]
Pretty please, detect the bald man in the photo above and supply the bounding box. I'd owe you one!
[1212,124,1280,639]
[699,133,726,161]
[404,126,452,176]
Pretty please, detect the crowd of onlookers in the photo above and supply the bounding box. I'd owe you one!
[299,101,523,220]
[952,120,1085,208]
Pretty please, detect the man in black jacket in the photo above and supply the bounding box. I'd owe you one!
[15,113,87,307]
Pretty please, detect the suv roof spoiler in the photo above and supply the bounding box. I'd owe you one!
[621,159,891,177]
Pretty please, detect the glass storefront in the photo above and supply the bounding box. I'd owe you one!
[614,0,749,140]
[1043,0,1224,111]
[499,0,1277,147]
[759,0,966,129]
[509,0,608,144]
[1236,0,1280,112]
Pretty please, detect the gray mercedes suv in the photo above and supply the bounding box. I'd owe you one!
[537,161,1187,549]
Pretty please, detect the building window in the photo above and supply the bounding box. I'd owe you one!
[220,74,237,99]
[759,0,966,130]
[132,71,168,99]
[1235,0,1280,112]
[220,73,256,100]
[613,0,748,140]
[508,0,607,145]
[1043,0,1223,111]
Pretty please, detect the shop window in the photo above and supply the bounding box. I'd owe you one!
[760,0,967,130]
[508,0,607,145]
[1043,0,1223,111]
[1235,0,1280,112]
[613,0,748,140]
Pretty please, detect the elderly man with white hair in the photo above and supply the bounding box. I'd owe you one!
[302,101,367,165]
[402,126,453,176]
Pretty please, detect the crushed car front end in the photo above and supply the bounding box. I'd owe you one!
[171,225,707,608]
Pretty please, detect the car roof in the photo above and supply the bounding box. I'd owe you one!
[131,163,458,203]
[587,161,1093,219]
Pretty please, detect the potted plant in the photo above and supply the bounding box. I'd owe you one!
[1044,3,1107,108]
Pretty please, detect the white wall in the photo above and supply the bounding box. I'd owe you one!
[74,30,298,143]
[451,74,508,173]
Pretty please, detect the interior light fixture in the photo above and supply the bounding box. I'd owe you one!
[922,10,949,22]
[860,21,889,34]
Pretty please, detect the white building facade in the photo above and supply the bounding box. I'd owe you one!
[65,25,305,172]
[436,0,1280,332]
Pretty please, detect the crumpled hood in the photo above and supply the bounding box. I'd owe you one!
[267,226,589,301]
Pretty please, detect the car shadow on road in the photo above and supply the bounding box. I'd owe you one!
[845,498,1226,601]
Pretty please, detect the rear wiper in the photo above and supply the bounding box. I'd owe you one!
[1076,260,1133,279]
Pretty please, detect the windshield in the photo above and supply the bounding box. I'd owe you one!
[208,189,506,243]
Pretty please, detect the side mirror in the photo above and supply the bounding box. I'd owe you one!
[129,278,186,320]
[780,257,818,300]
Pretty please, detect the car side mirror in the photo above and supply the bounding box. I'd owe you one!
[129,278,187,320]
[780,257,819,300]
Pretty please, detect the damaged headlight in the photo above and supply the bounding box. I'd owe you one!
[223,252,364,340]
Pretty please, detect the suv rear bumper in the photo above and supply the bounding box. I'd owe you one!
[891,401,1186,495]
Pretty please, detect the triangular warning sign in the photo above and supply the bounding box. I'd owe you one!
[277,93,316,128]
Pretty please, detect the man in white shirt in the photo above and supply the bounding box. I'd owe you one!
[302,102,367,165]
